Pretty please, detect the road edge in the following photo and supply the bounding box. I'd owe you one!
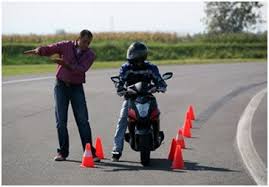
[236,88,267,185]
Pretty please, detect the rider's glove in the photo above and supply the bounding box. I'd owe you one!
[157,87,167,93]
[148,86,157,93]
[117,87,125,96]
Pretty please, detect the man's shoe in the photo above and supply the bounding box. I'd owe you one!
[54,153,66,161]
[111,151,122,162]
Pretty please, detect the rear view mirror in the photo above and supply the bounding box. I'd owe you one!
[162,72,173,80]
[111,76,120,83]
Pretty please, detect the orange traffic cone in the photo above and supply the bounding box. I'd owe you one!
[182,119,192,138]
[188,105,195,120]
[81,143,94,168]
[168,138,177,160]
[171,145,184,169]
[185,112,192,128]
[188,115,193,128]
[95,137,104,159]
[176,129,186,149]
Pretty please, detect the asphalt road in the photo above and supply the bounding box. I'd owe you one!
[2,62,267,185]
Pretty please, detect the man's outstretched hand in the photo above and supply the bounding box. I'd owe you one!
[23,49,39,55]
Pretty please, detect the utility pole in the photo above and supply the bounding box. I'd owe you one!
[109,16,114,31]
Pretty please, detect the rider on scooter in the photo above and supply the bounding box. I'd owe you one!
[112,42,167,162]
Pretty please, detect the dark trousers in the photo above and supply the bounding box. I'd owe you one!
[54,79,96,158]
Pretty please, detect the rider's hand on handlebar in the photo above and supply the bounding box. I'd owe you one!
[117,87,126,97]
[148,86,157,93]
[157,87,167,93]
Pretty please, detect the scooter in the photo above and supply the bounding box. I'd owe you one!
[111,72,173,166]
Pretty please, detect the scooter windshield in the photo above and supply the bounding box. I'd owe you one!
[135,102,150,118]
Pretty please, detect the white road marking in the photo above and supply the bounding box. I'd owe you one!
[2,76,54,85]
[236,88,267,185]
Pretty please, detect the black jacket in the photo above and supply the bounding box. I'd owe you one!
[117,61,167,90]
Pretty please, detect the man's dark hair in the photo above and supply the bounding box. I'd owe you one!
[80,29,93,39]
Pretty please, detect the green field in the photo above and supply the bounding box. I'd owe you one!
[2,32,267,65]
[3,59,266,77]
[3,32,267,44]
[2,42,267,65]
[2,32,267,76]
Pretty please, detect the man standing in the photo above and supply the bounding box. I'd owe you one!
[24,29,100,162]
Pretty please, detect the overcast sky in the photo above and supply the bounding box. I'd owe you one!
[2,1,268,35]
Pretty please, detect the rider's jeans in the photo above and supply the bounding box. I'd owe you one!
[112,100,128,153]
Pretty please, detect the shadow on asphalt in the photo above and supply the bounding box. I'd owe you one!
[191,127,201,129]
[64,159,104,169]
[65,159,81,163]
[188,136,199,139]
[64,158,238,173]
[96,158,184,173]
[184,160,238,172]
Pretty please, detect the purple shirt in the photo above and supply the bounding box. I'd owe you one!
[38,40,96,84]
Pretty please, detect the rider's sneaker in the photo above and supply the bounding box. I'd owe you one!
[159,131,164,143]
[111,151,122,162]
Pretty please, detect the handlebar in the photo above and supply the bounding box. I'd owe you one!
[111,72,173,97]
[117,84,158,97]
